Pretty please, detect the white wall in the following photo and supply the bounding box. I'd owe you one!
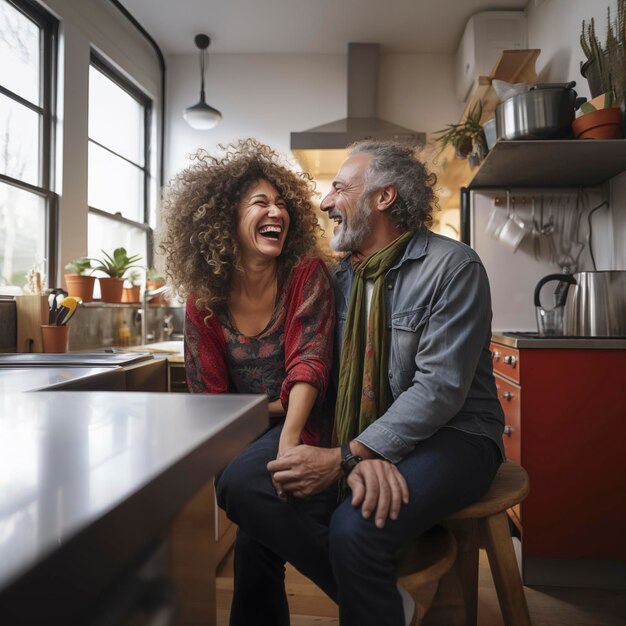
[527,0,617,101]
[40,0,162,280]
[165,52,346,180]
[164,51,460,181]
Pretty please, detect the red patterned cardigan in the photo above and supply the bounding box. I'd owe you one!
[184,258,335,446]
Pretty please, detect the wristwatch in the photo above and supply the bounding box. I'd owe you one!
[340,443,362,475]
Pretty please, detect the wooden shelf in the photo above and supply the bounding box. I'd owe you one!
[468,139,626,188]
[431,49,540,210]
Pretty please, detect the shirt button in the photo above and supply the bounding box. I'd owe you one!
[388,372,393,379]
[387,283,393,289]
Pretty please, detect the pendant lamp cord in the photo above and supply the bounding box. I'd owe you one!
[199,48,206,98]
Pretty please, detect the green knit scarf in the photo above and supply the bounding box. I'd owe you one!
[335,231,413,447]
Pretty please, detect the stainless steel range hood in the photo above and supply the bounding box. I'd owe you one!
[291,43,425,177]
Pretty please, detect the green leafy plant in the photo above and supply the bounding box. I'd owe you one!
[64,257,93,276]
[146,266,165,285]
[433,102,488,162]
[90,247,142,279]
[126,270,143,286]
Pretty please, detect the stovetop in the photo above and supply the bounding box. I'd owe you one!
[492,332,626,350]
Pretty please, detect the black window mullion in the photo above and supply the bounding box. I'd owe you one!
[2,0,58,288]
[88,137,147,172]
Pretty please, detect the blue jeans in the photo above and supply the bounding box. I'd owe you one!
[216,425,501,626]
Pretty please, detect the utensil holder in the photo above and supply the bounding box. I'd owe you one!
[41,325,70,353]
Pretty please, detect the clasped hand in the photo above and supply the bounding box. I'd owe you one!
[267,446,409,528]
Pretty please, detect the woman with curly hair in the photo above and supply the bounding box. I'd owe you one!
[159,138,334,456]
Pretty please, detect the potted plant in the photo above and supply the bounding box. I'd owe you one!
[91,248,142,303]
[573,92,623,139]
[577,3,624,139]
[121,270,142,303]
[146,266,168,305]
[580,16,609,99]
[433,103,488,166]
[64,257,96,303]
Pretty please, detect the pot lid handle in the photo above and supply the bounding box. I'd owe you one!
[532,81,576,91]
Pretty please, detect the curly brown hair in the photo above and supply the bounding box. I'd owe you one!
[158,139,320,314]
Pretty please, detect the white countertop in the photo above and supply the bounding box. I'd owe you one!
[0,391,267,622]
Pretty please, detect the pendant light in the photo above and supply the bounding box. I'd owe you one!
[184,34,222,130]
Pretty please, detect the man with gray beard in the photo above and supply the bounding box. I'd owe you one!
[217,141,504,626]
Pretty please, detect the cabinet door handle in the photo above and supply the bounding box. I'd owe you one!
[504,425,513,436]
[492,350,501,361]
[503,355,517,367]
[501,391,513,401]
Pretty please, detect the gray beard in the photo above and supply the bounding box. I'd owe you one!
[331,195,373,252]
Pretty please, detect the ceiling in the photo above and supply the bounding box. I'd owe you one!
[120,0,529,55]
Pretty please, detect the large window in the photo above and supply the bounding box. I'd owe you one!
[87,53,151,276]
[0,0,57,290]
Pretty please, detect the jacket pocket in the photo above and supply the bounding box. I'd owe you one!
[390,306,429,380]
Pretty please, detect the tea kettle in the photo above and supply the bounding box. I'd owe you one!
[534,271,626,337]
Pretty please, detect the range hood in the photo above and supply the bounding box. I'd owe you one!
[291,43,425,178]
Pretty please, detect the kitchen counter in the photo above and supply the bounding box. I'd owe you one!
[0,391,267,624]
[0,366,125,392]
[492,332,626,350]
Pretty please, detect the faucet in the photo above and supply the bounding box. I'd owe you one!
[141,285,169,345]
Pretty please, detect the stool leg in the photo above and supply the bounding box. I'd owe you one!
[448,520,479,626]
[481,512,531,626]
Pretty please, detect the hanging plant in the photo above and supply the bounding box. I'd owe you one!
[433,103,488,163]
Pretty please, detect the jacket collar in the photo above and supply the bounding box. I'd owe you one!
[336,227,430,275]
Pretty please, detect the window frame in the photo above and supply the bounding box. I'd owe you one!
[88,50,153,266]
[0,0,58,286]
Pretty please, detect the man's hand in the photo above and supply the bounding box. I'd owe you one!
[268,445,342,498]
[347,459,409,528]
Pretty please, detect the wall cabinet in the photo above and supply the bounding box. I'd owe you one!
[491,339,626,588]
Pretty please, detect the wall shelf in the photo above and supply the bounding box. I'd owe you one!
[468,140,626,189]
[433,49,540,211]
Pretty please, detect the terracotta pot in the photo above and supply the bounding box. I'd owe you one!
[64,274,96,303]
[572,107,623,139]
[41,324,70,353]
[121,285,141,303]
[98,277,124,303]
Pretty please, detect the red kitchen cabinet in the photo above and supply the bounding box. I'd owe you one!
[490,339,626,588]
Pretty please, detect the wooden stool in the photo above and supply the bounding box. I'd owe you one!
[396,524,458,625]
[445,462,531,626]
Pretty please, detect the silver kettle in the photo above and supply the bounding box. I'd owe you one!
[534,271,626,337]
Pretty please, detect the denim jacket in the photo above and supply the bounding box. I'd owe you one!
[334,228,505,463]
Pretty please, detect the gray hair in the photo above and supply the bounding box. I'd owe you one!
[349,141,437,230]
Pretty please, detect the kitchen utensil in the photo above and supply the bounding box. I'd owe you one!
[534,271,626,336]
[498,193,528,252]
[47,288,68,325]
[534,273,576,336]
[57,296,79,325]
[496,81,587,140]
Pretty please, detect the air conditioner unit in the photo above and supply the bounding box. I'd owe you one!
[455,11,527,103]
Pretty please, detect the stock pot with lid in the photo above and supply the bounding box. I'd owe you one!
[496,81,587,140]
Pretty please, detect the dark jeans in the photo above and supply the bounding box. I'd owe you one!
[216,425,501,626]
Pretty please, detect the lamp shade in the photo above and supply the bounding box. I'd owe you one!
[184,99,222,130]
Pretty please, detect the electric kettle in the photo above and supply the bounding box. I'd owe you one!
[534,271,626,337]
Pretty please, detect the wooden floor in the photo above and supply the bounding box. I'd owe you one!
[216,548,626,626]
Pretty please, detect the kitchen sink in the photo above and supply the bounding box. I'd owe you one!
[0,353,154,367]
